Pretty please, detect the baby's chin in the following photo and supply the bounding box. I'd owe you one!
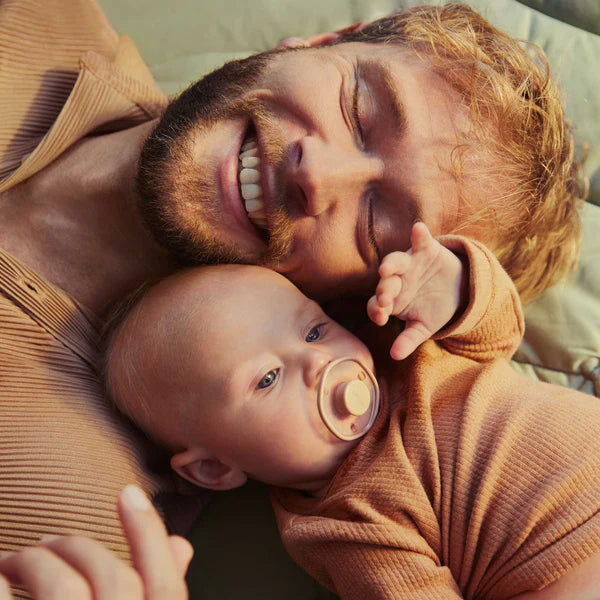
[303,441,363,497]
[266,439,357,490]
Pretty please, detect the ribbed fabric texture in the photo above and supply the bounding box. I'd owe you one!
[273,238,600,599]
[0,249,168,599]
[0,0,166,193]
[0,2,177,598]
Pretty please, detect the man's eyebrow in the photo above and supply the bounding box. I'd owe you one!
[362,59,407,138]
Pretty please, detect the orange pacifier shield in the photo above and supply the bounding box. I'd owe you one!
[317,357,380,441]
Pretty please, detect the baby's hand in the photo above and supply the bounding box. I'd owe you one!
[367,222,465,360]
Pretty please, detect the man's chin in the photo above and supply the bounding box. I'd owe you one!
[172,239,247,267]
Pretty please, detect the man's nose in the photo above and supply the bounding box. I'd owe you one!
[292,136,383,217]
[302,347,332,387]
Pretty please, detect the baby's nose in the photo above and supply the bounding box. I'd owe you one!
[303,349,331,387]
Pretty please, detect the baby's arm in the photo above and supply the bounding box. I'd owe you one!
[367,222,467,360]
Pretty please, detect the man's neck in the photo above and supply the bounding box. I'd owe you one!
[0,119,176,317]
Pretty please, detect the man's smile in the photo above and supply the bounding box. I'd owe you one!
[219,118,268,247]
[239,130,267,230]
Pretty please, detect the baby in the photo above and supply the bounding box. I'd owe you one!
[105,224,600,599]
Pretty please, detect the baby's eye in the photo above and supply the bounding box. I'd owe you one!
[257,369,279,390]
[305,325,323,343]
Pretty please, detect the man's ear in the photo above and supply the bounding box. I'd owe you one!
[276,21,368,50]
[171,448,248,491]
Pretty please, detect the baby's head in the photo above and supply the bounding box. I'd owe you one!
[105,265,375,496]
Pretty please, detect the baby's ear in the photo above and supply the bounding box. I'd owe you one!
[171,448,247,491]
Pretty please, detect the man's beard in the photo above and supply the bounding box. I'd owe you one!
[137,50,295,269]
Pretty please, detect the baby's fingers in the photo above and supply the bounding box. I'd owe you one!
[389,322,432,360]
[378,251,411,279]
[367,294,390,326]
[376,275,403,309]
[369,274,403,326]
[409,221,434,252]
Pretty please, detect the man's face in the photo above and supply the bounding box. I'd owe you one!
[150,42,479,298]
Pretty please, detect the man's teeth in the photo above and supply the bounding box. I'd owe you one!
[240,169,259,184]
[238,136,265,229]
[242,156,259,168]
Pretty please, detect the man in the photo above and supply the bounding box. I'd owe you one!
[135,5,582,304]
[0,0,584,597]
[0,2,582,311]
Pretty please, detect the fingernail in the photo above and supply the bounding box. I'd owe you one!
[122,484,151,510]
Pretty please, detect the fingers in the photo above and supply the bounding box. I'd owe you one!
[0,535,147,600]
[376,275,403,309]
[0,545,92,600]
[378,250,411,279]
[118,485,188,599]
[0,575,11,599]
[367,294,388,326]
[410,221,434,252]
[41,536,143,599]
[367,274,402,324]
[390,322,432,361]
[368,253,410,326]
[168,536,194,578]
[276,36,308,49]
[0,487,189,600]
[377,222,433,279]
[368,222,443,355]
[368,222,437,333]
[276,21,368,49]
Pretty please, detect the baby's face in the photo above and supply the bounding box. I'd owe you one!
[178,267,374,494]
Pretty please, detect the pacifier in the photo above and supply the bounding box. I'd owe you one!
[317,357,380,441]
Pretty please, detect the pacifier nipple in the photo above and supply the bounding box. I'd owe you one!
[317,357,380,441]
[338,380,371,416]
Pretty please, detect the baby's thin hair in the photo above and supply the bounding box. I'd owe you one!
[100,278,162,422]
[101,265,237,450]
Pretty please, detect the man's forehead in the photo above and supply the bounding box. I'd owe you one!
[272,39,413,66]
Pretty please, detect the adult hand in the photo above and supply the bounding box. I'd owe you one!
[367,222,466,360]
[0,485,193,599]
[276,20,368,49]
